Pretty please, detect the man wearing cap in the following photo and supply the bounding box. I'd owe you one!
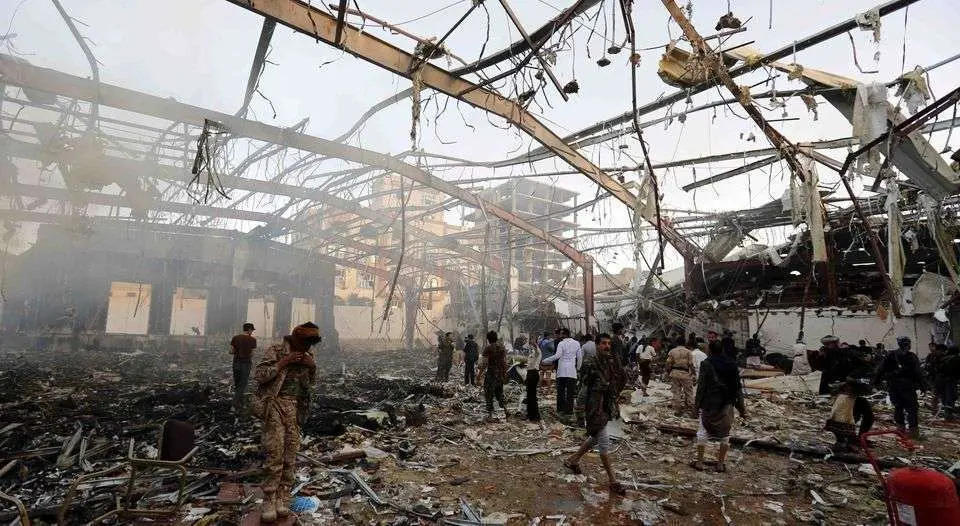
[230,323,257,411]
[875,336,925,439]
[254,322,320,521]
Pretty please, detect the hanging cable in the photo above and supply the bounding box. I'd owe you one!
[620,0,664,274]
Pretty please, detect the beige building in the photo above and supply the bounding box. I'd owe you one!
[305,174,463,348]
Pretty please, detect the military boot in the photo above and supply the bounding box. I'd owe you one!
[277,486,291,518]
[261,493,277,522]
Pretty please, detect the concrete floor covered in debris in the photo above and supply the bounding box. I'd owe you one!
[2,347,958,525]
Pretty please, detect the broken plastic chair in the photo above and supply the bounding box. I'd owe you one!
[58,419,199,525]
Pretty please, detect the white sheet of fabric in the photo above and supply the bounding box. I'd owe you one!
[886,180,905,292]
[852,83,888,179]
[801,152,827,262]
[791,343,812,376]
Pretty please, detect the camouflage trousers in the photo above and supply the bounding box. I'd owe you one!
[262,396,301,495]
[669,371,694,415]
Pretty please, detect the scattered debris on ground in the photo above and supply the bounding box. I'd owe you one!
[2,348,957,524]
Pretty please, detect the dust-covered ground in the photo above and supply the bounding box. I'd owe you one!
[1,345,958,525]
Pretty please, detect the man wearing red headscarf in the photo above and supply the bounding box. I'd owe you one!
[254,322,320,522]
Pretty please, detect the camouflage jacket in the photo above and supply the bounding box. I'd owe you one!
[254,339,316,420]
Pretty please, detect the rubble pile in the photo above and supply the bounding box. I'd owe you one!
[1,348,958,524]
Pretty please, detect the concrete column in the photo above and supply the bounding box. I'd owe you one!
[404,286,417,352]
[274,293,293,337]
[148,282,174,335]
[206,286,248,336]
[312,265,336,351]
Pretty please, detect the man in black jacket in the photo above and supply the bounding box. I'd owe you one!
[875,336,925,439]
[463,334,479,386]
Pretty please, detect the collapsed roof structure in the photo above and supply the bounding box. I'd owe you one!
[0,0,959,348]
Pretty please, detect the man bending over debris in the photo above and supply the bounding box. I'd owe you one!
[563,333,627,496]
[692,342,747,472]
[230,322,257,411]
[254,322,320,522]
[874,336,925,439]
[824,378,874,451]
[478,330,509,421]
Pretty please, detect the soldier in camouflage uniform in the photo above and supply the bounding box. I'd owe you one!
[254,322,320,522]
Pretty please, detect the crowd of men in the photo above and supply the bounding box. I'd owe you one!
[428,324,960,482]
[221,319,960,519]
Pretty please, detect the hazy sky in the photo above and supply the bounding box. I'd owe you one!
[3,0,959,272]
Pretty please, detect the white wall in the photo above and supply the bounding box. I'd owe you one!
[170,287,207,336]
[105,282,151,335]
[335,304,404,340]
[750,309,934,358]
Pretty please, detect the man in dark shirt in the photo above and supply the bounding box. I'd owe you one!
[230,323,257,411]
[875,336,925,438]
[463,334,480,386]
[478,330,509,421]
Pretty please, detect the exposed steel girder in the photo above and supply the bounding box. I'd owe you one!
[0,133,468,284]
[0,56,597,320]
[0,205,405,287]
[660,0,809,184]
[224,0,701,267]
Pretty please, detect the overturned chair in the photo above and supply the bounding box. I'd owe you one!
[58,419,198,524]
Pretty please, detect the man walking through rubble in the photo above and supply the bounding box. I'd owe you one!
[229,322,257,411]
[437,332,454,382]
[254,322,320,522]
[692,342,747,472]
[636,338,657,396]
[463,334,479,386]
[562,333,627,496]
[478,330,509,421]
[875,336,925,439]
[542,327,582,419]
[665,335,695,417]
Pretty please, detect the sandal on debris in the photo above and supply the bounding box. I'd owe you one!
[562,460,582,475]
[609,482,627,496]
[689,460,705,471]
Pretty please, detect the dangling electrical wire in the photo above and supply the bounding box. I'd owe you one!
[620,0,664,274]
